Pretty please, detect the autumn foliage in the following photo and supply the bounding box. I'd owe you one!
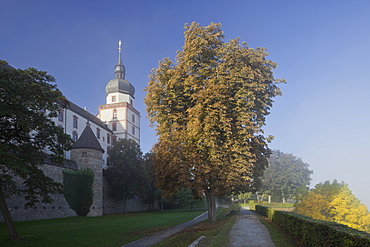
[145,22,283,221]
[295,180,370,232]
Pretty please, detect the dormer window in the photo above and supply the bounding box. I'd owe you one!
[112,95,116,102]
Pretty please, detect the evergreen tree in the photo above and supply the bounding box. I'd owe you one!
[145,22,284,221]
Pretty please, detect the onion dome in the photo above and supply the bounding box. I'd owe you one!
[105,40,135,97]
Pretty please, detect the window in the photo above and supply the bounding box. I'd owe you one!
[58,109,64,122]
[130,99,133,106]
[132,114,135,123]
[132,126,135,135]
[112,135,117,144]
[112,122,117,131]
[107,133,110,144]
[73,115,78,128]
[113,109,117,119]
[96,128,100,139]
[72,131,78,142]
[112,95,116,102]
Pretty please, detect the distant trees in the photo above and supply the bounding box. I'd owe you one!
[295,180,370,232]
[176,188,204,210]
[0,60,72,240]
[105,139,148,213]
[238,192,253,204]
[145,22,283,222]
[261,150,312,203]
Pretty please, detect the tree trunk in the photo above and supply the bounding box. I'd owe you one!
[282,197,286,204]
[268,195,271,203]
[0,187,20,240]
[123,198,127,213]
[205,187,216,222]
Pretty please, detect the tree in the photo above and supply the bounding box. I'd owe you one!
[237,192,253,204]
[105,139,148,213]
[0,60,72,240]
[261,150,313,203]
[176,188,204,210]
[145,22,284,221]
[295,180,370,232]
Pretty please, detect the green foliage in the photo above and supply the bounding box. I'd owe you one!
[296,180,370,232]
[237,192,252,204]
[256,205,370,247]
[145,22,284,221]
[0,60,73,204]
[105,139,148,211]
[0,60,73,240]
[176,188,204,210]
[261,150,313,202]
[63,168,94,216]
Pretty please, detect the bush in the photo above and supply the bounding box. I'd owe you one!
[63,168,94,216]
[255,205,370,246]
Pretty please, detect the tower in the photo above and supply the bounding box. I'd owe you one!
[70,122,104,217]
[98,41,140,144]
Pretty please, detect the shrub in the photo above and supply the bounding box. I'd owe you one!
[63,168,94,216]
[255,205,370,246]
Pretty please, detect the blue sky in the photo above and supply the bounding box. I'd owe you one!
[2,0,370,207]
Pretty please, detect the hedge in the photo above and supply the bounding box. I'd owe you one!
[255,205,370,247]
[63,168,94,216]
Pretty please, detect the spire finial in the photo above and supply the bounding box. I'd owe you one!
[115,40,126,79]
[118,40,123,65]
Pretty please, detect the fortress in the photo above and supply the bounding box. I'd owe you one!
[2,41,148,222]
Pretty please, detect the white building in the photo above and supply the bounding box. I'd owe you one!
[54,41,140,166]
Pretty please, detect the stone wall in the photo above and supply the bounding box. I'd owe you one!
[102,176,149,214]
[2,164,77,222]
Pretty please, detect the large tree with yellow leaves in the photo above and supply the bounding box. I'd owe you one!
[145,22,283,221]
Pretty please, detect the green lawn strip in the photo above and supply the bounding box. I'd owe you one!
[154,206,239,247]
[0,209,206,247]
[255,214,303,247]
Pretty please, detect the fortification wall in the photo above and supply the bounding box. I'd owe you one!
[2,164,77,222]
[102,176,149,214]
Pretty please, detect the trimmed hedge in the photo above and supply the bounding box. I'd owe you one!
[255,205,370,247]
[63,168,94,216]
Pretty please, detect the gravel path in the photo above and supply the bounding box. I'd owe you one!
[121,212,208,247]
[228,206,275,247]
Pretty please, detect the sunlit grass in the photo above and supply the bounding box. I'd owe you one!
[154,205,239,247]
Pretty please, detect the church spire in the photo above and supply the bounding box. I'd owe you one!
[115,40,126,79]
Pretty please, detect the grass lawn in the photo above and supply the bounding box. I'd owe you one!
[154,206,239,247]
[0,209,206,247]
